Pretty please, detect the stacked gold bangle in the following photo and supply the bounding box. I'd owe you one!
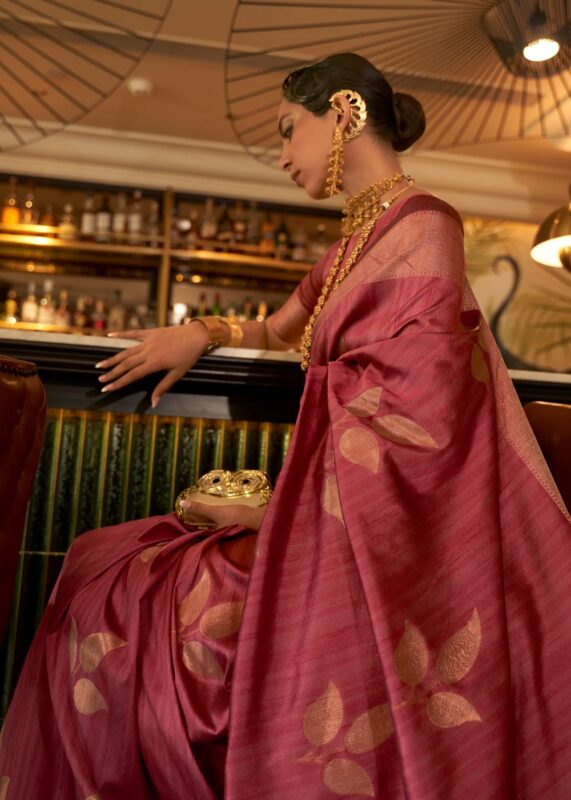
[188,315,244,352]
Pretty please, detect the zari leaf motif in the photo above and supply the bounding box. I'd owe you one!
[0,776,9,800]
[339,427,380,474]
[303,682,343,746]
[471,345,489,388]
[69,616,78,671]
[182,641,224,680]
[321,475,343,523]
[394,621,429,686]
[79,632,127,673]
[345,387,383,417]
[199,601,244,640]
[73,678,108,715]
[179,569,211,628]
[344,703,393,754]
[436,609,481,684]
[322,758,374,797]
[369,415,438,449]
[426,691,481,727]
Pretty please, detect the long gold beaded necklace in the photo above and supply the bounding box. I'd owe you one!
[299,173,415,371]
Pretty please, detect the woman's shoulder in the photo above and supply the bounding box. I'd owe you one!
[390,189,463,231]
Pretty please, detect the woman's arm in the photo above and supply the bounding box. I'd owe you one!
[95,290,309,407]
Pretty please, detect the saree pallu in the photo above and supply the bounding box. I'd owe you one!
[224,197,571,798]
[1,194,570,799]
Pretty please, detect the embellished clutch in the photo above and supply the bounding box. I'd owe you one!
[175,469,273,530]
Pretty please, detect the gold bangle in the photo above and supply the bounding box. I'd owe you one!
[188,315,244,352]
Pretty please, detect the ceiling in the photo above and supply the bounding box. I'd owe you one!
[0,0,570,176]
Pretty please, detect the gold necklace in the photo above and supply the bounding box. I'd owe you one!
[300,173,414,372]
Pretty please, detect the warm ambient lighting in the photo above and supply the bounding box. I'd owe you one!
[530,188,571,271]
[523,37,561,61]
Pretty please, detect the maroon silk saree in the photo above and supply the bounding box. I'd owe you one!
[1,195,570,799]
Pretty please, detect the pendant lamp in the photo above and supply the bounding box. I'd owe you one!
[531,186,571,271]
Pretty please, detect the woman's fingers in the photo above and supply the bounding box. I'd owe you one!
[95,342,142,370]
[151,367,187,408]
[99,352,148,386]
[101,362,156,393]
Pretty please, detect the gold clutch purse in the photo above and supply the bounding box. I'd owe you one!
[175,469,273,530]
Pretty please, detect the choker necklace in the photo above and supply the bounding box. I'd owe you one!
[300,173,415,372]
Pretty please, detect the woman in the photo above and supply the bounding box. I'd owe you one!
[1,53,570,799]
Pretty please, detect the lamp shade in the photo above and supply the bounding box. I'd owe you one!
[530,191,571,269]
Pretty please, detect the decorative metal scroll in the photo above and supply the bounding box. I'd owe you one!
[0,0,173,151]
[224,0,571,166]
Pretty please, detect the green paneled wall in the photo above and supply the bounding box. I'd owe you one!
[1,408,293,717]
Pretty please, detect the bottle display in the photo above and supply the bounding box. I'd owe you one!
[0,175,339,337]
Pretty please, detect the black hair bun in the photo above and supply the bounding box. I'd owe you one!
[392,92,426,151]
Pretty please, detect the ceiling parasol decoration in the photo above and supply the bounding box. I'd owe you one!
[224,0,571,166]
[0,0,173,152]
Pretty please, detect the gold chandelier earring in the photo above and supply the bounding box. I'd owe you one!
[325,89,367,198]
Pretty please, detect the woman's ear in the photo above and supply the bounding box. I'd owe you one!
[329,92,353,136]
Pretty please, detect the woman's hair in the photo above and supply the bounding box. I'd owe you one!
[282,53,425,152]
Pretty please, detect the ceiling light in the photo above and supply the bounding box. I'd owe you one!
[523,37,561,61]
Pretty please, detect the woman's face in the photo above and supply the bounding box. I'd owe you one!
[277,99,335,200]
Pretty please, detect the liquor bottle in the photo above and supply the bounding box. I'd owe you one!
[37,279,56,325]
[186,207,199,248]
[258,213,276,257]
[275,218,291,260]
[195,292,208,317]
[246,200,262,246]
[3,289,19,323]
[256,300,268,322]
[39,204,55,227]
[2,177,20,225]
[127,190,144,243]
[211,292,223,316]
[21,282,39,323]
[177,208,193,247]
[73,296,89,329]
[95,195,112,243]
[112,192,128,242]
[290,222,309,262]
[146,199,161,247]
[55,289,72,327]
[80,191,96,239]
[107,290,127,331]
[238,296,253,322]
[216,205,234,246]
[170,207,180,248]
[91,298,107,331]
[58,203,77,241]
[308,223,329,261]
[21,183,39,225]
[232,200,247,244]
[199,198,218,240]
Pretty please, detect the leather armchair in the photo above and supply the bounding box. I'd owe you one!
[524,401,571,512]
[0,355,46,643]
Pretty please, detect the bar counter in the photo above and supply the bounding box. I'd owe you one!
[0,328,569,411]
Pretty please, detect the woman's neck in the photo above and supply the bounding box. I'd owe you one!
[341,135,406,199]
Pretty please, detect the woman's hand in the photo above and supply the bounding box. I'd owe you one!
[96,323,209,408]
[179,499,267,532]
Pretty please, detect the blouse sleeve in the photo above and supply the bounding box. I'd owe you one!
[293,242,340,314]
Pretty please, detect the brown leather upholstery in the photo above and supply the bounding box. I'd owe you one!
[524,401,571,512]
[0,355,46,642]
